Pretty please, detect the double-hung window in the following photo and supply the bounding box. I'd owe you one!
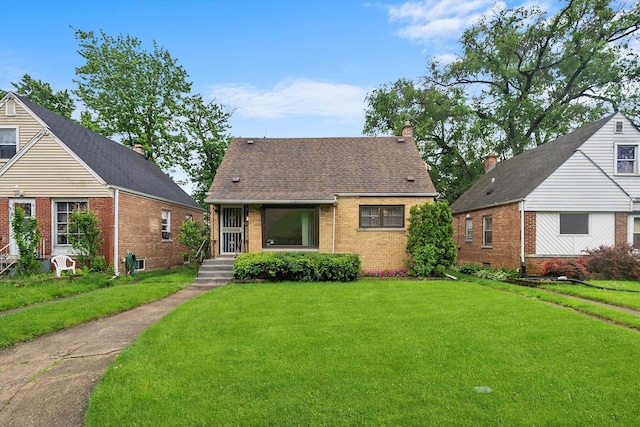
[162,210,172,240]
[359,205,404,228]
[465,218,473,242]
[633,218,640,249]
[55,201,88,245]
[0,127,17,159]
[616,144,638,174]
[482,216,493,247]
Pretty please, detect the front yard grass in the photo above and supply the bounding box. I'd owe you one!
[86,279,640,426]
[0,266,197,347]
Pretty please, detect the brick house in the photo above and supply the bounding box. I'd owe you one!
[205,123,438,271]
[0,92,204,274]
[450,113,640,274]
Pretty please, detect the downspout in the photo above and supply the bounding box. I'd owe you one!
[520,200,525,277]
[113,189,119,276]
[332,196,337,254]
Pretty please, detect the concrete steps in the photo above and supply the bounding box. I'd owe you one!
[193,256,235,287]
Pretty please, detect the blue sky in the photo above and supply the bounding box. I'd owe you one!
[0,0,555,140]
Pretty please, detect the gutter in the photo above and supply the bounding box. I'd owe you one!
[204,199,338,205]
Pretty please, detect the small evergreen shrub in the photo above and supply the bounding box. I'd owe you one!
[541,258,588,280]
[233,252,361,282]
[580,244,640,281]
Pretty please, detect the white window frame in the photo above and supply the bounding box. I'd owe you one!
[615,143,638,175]
[0,126,18,160]
[631,216,640,250]
[482,216,492,247]
[136,258,146,271]
[465,217,473,242]
[162,210,172,240]
[53,199,88,253]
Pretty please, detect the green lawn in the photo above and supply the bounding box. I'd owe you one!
[0,266,197,347]
[86,279,640,426]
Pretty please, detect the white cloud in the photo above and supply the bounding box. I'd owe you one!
[209,79,368,121]
[386,0,500,42]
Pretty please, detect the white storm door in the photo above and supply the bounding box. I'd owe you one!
[9,199,36,256]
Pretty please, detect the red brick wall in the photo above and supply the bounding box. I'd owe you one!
[118,192,204,272]
[615,213,628,246]
[0,198,8,248]
[453,203,523,270]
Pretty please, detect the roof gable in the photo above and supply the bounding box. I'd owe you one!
[450,114,615,214]
[207,136,437,203]
[6,93,201,210]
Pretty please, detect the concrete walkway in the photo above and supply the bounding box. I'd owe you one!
[0,283,221,427]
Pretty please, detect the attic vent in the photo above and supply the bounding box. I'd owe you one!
[406,175,415,182]
[232,176,240,183]
[397,138,405,143]
[615,121,624,133]
[5,99,15,116]
[247,139,254,144]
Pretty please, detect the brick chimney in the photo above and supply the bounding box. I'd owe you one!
[401,121,414,139]
[132,144,146,156]
[485,153,497,173]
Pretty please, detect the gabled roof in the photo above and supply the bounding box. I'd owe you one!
[450,114,615,214]
[6,93,201,210]
[206,136,437,203]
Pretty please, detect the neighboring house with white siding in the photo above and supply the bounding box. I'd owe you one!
[0,92,204,274]
[450,113,640,274]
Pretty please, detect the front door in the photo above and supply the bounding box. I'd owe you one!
[220,206,244,255]
[9,199,36,256]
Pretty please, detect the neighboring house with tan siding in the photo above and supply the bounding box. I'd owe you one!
[205,123,438,271]
[0,92,204,274]
[450,113,640,274]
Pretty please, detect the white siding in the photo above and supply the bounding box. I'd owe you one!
[0,99,43,168]
[526,150,630,212]
[579,113,640,199]
[0,134,109,197]
[536,212,615,255]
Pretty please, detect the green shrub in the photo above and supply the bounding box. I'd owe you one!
[11,206,41,277]
[541,258,588,280]
[233,252,361,282]
[406,202,457,277]
[580,244,640,281]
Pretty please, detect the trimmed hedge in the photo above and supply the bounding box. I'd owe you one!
[233,252,361,282]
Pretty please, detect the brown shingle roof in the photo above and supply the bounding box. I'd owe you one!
[206,136,437,203]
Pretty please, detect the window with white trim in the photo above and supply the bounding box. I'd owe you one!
[465,218,473,242]
[559,213,589,235]
[5,99,16,116]
[482,216,492,247]
[616,144,638,174]
[633,218,640,249]
[0,127,17,159]
[55,201,88,245]
[162,210,172,240]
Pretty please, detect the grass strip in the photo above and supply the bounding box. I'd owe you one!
[86,279,640,426]
[456,273,640,330]
[0,267,196,348]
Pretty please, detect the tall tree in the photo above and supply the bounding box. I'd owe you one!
[442,0,640,156]
[176,94,234,207]
[1,74,75,118]
[365,0,640,202]
[72,28,192,169]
